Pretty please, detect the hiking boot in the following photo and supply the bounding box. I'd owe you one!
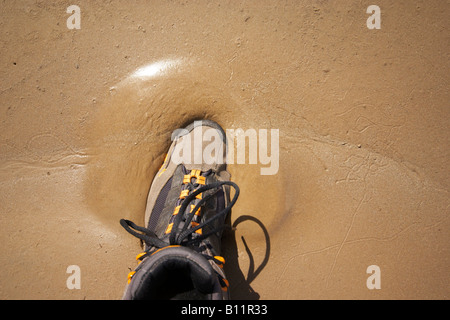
[120,120,239,300]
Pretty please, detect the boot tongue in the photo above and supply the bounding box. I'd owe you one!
[128,246,217,300]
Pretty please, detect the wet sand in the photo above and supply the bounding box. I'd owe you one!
[0,0,448,299]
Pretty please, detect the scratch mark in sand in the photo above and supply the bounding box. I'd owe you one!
[225,52,238,84]
[326,192,367,287]
[277,221,419,285]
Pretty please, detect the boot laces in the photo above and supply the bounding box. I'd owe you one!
[120,168,239,269]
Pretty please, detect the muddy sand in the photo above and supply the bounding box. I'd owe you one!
[0,1,448,299]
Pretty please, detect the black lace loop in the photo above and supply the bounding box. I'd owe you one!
[119,219,168,249]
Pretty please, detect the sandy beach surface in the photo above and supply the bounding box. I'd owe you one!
[0,0,448,299]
